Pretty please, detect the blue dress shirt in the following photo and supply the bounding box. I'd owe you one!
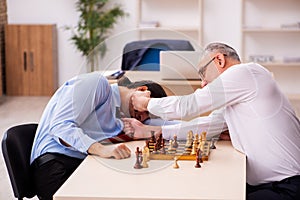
[30,72,123,163]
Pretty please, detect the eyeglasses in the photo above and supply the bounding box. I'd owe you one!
[198,57,216,81]
[198,54,227,81]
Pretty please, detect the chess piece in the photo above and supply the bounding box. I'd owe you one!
[152,145,158,154]
[142,149,149,168]
[197,137,202,150]
[191,138,198,155]
[173,156,179,169]
[168,140,174,151]
[173,135,178,148]
[210,138,217,149]
[198,148,203,163]
[134,147,142,169]
[185,130,193,147]
[194,133,199,143]
[195,148,202,168]
[148,138,155,152]
[145,140,150,148]
[150,131,156,143]
[201,131,207,142]
[143,146,150,161]
[161,139,166,154]
[155,134,163,151]
[198,134,202,146]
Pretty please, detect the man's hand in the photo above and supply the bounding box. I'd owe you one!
[131,91,151,112]
[122,118,162,139]
[122,119,135,137]
[88,142,131,159]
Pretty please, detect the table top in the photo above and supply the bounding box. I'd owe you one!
[54,140,246,200]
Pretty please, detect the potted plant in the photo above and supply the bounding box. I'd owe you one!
[67,0,127,71]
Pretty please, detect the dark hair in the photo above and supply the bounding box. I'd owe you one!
[117,76,132,86]
[205,42,241,62]
[119,77,167,98]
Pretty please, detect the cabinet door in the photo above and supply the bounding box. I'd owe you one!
[5,24,57,96]
[27,25,57,95]
[5,25,28,95]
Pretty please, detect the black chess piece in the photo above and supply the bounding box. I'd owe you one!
[155,134,162,151]
[134,147,142,169]
[161,139,166,154]
[150,131,156,143]
[195,148,202,168]
[210,138,217,149]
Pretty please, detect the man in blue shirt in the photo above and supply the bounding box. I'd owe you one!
[30,72,167,200]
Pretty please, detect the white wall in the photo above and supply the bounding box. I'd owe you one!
[6,0,241,85]
[7,0,82,84]
[6,0,299,95]
[6,0,139,85]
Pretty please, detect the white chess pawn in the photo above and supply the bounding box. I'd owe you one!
[141,151,149,168]
[191,140,197,155]
[173,156,179,169]
[143,146,150,161]
[185,131,193,147]
[168,140,174,151]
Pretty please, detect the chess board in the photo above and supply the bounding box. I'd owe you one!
[148,140,211,161]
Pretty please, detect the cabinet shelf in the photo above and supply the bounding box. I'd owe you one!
[242,28,300,33]
[250,62,300,67]
[138,26,200,32]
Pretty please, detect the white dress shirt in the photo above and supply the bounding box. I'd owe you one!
[148,62,300,185]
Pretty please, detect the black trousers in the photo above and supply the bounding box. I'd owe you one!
[247,175,300,200]
[31,153,83,200]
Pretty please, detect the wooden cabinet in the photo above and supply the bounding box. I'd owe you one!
[5,24,58,95]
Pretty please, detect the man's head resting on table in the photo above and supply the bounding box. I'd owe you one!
[117,76,167,122]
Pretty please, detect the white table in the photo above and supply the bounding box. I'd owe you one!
[54,140,246,200]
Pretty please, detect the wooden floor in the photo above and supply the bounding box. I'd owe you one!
[0,95,299,200]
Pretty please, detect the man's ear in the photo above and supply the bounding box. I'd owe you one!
[136,86,148,91]
[215,53,226,68]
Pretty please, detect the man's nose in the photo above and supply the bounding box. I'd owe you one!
[201,80,208,88]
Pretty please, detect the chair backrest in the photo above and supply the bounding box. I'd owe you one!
[121,39,195,71]
[2,123,38,199]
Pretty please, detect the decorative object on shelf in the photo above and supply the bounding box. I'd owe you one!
[280,22,300,30]
[283,56,300,63]
[66,0,127,72]
[249,55,274,63]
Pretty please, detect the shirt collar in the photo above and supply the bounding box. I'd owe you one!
[110,83,121,108]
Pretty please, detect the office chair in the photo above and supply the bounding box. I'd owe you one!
[121,39,195,71]
[2,123,38,200]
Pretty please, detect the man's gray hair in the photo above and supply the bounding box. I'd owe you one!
[205,42,241,62]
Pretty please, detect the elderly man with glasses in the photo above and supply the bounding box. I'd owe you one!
[129,42,300,200]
